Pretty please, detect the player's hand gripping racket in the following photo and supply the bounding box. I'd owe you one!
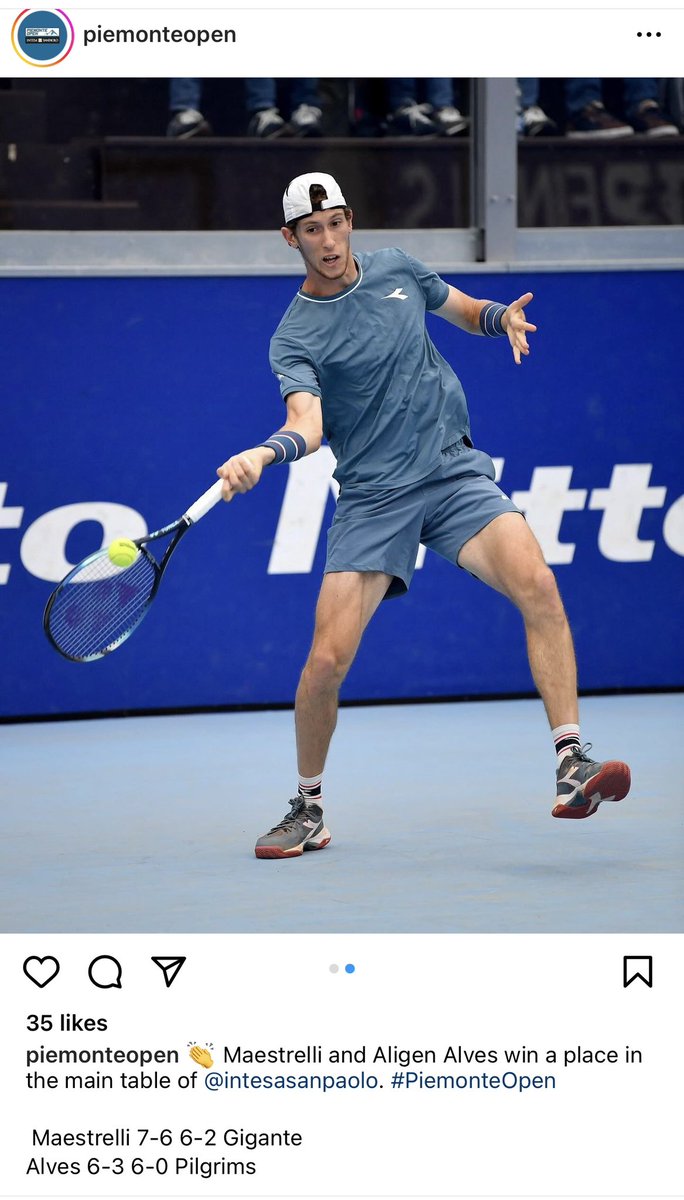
[43,480,224,662]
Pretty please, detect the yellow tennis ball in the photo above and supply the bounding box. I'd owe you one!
[108,538,139,568]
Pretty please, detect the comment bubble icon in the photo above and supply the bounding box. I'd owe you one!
[88,954,122,989]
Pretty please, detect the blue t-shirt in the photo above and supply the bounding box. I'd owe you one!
[269,247,471,489]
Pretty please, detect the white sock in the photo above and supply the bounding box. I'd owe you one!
[298,773,323,806]
[552,723,581,764]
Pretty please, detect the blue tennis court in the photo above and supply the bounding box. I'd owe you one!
[1,692,681,934]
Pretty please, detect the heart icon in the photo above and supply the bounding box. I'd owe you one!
[23,956,60,988]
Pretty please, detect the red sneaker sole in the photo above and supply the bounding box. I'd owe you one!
[255,835,331,860]
[304,836,331,852]
[552,761,631,819]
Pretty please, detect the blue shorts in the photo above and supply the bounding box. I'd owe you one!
[325,439,522,598]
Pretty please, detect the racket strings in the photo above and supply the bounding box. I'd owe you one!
[47,551,157,660]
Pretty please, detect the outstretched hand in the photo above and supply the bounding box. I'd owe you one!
[504,292,537,365]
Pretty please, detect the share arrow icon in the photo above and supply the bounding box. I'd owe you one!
[151,957,186,988]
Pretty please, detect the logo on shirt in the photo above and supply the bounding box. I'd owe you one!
[382,288,409,301]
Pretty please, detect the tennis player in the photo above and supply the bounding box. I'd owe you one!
[217,172,631,859]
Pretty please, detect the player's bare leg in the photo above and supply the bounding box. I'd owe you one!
[295,570,392,774]
[458,512,630,817]
[458,512,577,727]
[255,570,391,858]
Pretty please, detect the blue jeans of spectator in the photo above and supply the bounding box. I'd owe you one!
[387,79,454,110]
[565,78,658,117]
[169,78,201,112]
[518,79,539,110]
[245,79,319,114]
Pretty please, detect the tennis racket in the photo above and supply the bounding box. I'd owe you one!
[43,479,224,663]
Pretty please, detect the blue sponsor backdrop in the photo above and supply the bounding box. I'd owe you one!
[1,269,683,719]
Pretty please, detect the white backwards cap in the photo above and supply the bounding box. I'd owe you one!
[282,172,347,223]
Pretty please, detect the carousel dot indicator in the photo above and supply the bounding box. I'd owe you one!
[329,964,339,974]
[345,963,356,974]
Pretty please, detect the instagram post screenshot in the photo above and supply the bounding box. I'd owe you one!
[1,4,683,1197]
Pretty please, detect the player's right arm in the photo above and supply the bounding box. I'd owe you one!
[217,390,323,502]
[282,389,324,451]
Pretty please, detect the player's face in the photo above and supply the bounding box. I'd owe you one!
[284,208,355,294]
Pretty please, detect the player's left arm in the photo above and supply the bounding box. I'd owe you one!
[433,285,537,365]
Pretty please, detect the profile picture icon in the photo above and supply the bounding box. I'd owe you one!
[12,7,74,66]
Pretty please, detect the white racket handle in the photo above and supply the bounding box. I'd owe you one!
[184,479,225,525]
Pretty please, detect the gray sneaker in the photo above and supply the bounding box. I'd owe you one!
[255,797,331,859]
[552,744,631,819]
